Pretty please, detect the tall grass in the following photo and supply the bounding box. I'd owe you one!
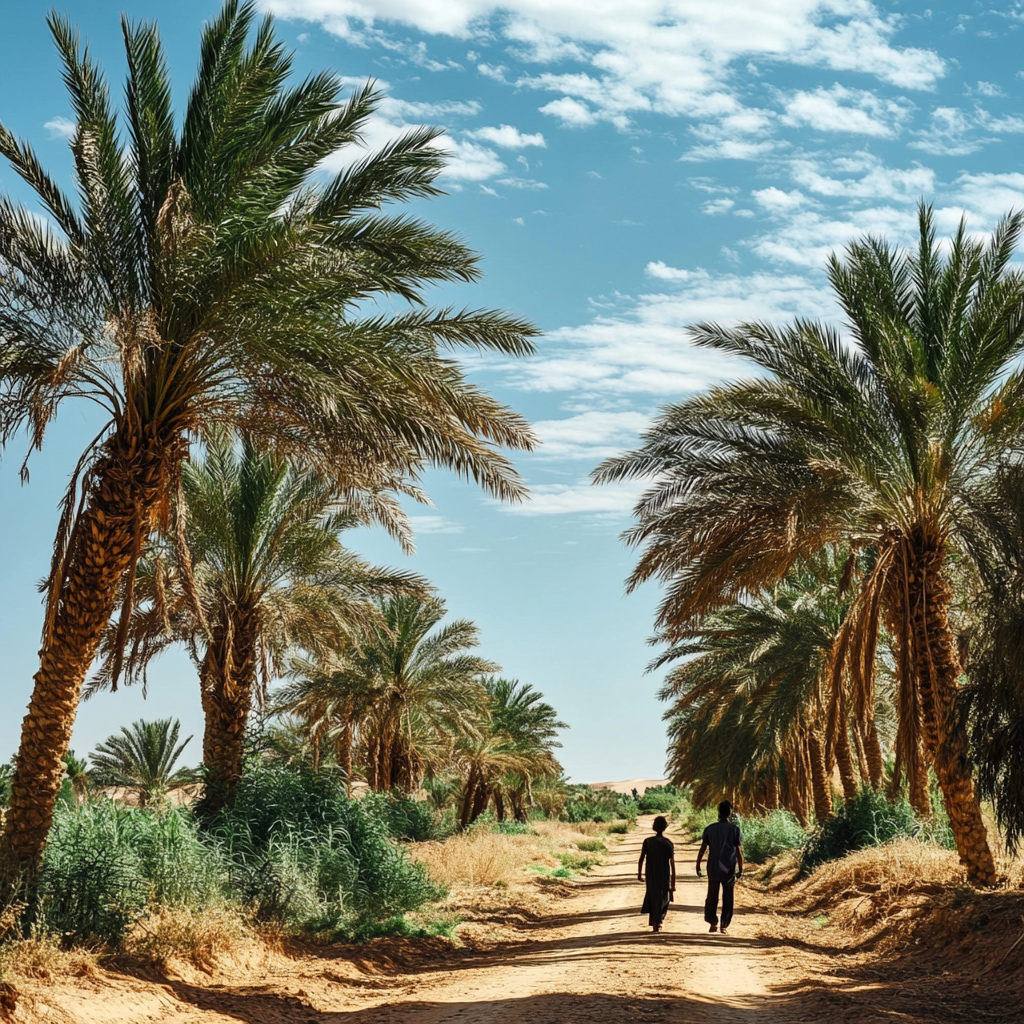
[736,810,805,863]
[29,766,443,947]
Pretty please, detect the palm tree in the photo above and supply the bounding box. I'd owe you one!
[89,718,195,806]
[658,557,886,824]
[482,677,566,822]
[0,2,535,891]
[61,751,90,803]
[597,207,1024,884]
[282,595,495,792]
[90,434,422,810]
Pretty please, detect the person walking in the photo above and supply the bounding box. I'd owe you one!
[637,815,676,932]
[695,800,743,934]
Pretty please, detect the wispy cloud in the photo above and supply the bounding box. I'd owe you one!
[466,124,546,147]
[532,411,651,460]
[408,515,464,535]
[43,116,75,139]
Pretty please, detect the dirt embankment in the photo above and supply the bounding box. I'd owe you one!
[4,818,1023,1024]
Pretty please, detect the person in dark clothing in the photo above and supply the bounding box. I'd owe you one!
[695,800,743,934]
[637,815,675,932]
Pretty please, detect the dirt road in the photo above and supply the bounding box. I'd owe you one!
[23,820,834,1024]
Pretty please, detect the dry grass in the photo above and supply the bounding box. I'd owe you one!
[121,906,250,972]
[410,821,609,889]
[0,935,98,982]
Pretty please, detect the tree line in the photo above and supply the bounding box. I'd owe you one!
[598,207,1024,886]
[0,0,560,903]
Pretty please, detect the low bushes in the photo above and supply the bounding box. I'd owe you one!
[561,786,638,824]
[802,788,954,872]
[31,766,443,947]
[736,810,805,863]
[637,785,687,815]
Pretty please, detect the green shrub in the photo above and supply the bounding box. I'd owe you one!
[558,853,598,871]
[607,821,631,834]
[360,791,452,842]
[736,810,805,863]
[492,820,535,835]
[637,785,687,815]
[684,805,719,841]
[575,839,606,852]
[211,766,443,933]
[37,802,221,945]
[801,788,923,871]
[561,787,638,824]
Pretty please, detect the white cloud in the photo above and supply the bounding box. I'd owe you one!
[781,84,913,138]
[532,410,651,459]
[408,514,464,534]
[500,266,833,396]
[539,96,598,127]
[911,106,986,156]
[266,1,944,141]
[509,479,646,516]
[975,81,1004,97]
[701,198,735,215]
[442,138,506,180]
[789,154,935,201]
[944,173,1024,226]
[496,176,548,189]
[43,117,75,140]
[753,187,807,212]
[749,205,916,267]
[467,124,546,147]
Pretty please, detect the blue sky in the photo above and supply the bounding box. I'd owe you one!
[2,0,1024,782]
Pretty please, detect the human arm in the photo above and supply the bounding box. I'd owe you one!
[736,843,744,879]
[637,846,646,882]
[669,854,676,892]
[695,839,708,877]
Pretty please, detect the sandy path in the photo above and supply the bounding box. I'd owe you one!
[29,820,824,1024]
[326,819,793,1024]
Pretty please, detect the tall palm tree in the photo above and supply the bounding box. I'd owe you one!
[89,718,195,806]
[597,208,1024,884]
[658,557,886,824]
[90,434,421,809]
[0,2,535,891]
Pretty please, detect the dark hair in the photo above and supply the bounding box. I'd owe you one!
[652,815,668,833]
[717,800,732,820]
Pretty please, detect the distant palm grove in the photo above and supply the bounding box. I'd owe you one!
[1,0,1024,962]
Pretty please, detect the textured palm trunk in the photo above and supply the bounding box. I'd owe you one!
[494,790,505,822]
[808,732,833,821]
[903,541,997,886]
[765,767,780,810]
[861,717,885,791]
[783,752,810,828]
[0,438,168,898]
[834,724,859,802]
[198,610,258,813]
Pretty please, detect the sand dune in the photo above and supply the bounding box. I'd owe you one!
[588,778,667,795]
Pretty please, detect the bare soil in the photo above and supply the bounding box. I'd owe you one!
[6,817,1023,1023]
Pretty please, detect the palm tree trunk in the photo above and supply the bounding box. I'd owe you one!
[835,724,859,802]
[861,717,885,791]
[338,716,353,796]
[198,610,258,813]
[0,441,168,899]
[904,543,997,885]
[765,766,780,810]
[808,732,832,821]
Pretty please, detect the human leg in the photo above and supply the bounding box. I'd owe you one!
[720,878,735,929]
[704,878,721,926]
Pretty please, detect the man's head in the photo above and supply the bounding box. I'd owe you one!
[653,815,668,833]
[717,800,732,821]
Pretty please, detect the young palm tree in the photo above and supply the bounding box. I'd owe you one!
[61,751,91,803]
[597,208,1024,884]
[482,677,566,822]
[0,2,535,891]
[344,595,495,792]
[90,434,422,810]
[89,718,195,806]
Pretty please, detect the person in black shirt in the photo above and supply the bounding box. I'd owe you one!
[695,800,743,934]
[637,815,675,932]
